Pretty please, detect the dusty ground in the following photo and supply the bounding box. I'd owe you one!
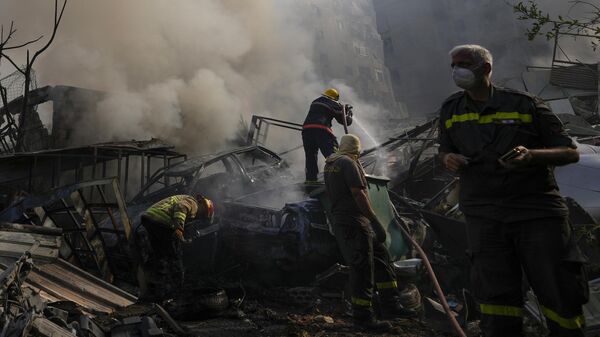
[113,293,553,336]
[178,298,457,337]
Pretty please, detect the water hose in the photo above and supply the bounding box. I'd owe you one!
[391,203,467,337]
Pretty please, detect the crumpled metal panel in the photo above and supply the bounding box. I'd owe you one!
[525,280,600,336]
[0,223,135,314]
[550,64,598,91]
[0,257,136,314]
[27,259,136,313]
[584,279,600,336]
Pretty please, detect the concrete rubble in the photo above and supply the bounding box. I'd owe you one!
[0,75,599,337]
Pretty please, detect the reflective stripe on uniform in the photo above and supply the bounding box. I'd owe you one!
[376,280,398,290]
[445,111,533,129]
[351,297,372,307]
[541,305,585,330]
[173,211,187,222]
[479,304,524,317]
[146,208,172,224]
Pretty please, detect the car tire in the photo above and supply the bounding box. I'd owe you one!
[169,289,229,320]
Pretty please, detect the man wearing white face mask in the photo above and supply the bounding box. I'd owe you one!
[438,45,587,337]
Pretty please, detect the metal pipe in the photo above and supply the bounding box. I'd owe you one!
[251,115,303,127]
[124,155,130,200]
[140,152,145,193]
[117,150,122,187]
[152,304,189,336]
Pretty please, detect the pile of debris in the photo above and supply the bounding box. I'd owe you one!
[0,82,599,337]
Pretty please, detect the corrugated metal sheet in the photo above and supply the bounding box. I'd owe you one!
[0,223,62,261]
[0,223,136,314]
[26,258,136,313]
[0,258,136,313]
[550,64,598,91]
[556,114,600,137]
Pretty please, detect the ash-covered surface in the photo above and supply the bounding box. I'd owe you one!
[179,299,455,337]
[108,284,461,337]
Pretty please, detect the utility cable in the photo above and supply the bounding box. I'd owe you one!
[391,203,467,337]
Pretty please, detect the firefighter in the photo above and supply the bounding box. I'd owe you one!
[302,88,353,184]
[139,194,214,302]
[324,134,416,331]
[438,44,587,337]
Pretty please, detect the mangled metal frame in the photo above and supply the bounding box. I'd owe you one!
[0,178,133,282]
[132,145,286,204]
[0,140,187,209]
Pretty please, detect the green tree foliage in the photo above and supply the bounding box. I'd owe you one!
[513,0,600,50]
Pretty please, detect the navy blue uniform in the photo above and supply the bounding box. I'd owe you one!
[302,96,352,181]
[438,86,587,337]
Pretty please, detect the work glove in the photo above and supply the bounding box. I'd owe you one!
[371,217,387,243]
[174,226,185,242]
[345,104,354,118]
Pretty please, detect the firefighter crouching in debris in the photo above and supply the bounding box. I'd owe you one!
[324,134,416,331]
[438,44,587,337]
[138,194,214,302]
[303,88,353,184]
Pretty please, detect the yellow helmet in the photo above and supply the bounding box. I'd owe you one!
[323,88,339,101]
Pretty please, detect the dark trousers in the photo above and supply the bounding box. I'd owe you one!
[331,215,400,310]
[466,215,588,337]
[302,128,338,181]
[140,216,184,302]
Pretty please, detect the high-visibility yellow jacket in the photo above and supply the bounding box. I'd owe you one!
[142,195,199,230]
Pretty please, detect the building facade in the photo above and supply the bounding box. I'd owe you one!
[299,0,408,118]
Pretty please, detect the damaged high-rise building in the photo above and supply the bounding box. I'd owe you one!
[296,0,408,118]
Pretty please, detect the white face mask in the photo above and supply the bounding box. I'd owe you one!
[452,66,477,89]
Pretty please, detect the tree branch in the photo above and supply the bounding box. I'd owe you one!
[0,22,16,50]
[29,0,67,68]
[513,0,600,50]
[4,36,44,51]
[0,52,26,75]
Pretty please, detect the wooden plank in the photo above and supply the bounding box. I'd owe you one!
[0,222,62,236]
[0,231,61,247]
[32,317,76,337]
[0,230,61,260]
[112,178,132,240]
[0,242,59,260]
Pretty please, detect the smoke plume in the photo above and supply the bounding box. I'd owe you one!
[1,1,339,154]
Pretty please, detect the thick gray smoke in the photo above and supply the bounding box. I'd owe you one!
[0,1,341,154]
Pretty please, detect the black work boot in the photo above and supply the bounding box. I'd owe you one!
[380,295,418,319]
[353,307,393,331]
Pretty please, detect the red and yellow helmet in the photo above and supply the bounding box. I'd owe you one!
[196,195,215,224]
